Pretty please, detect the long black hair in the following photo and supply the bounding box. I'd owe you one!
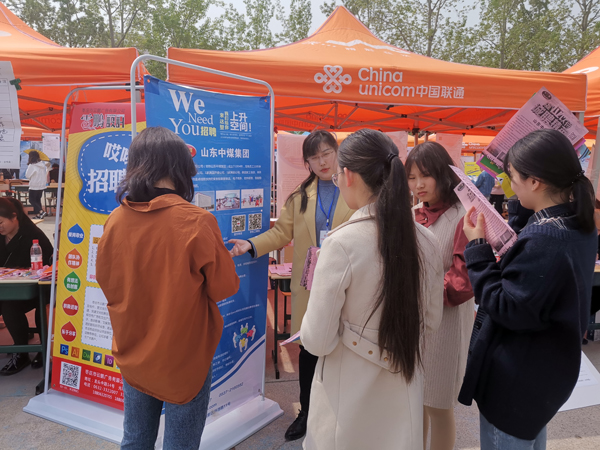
[27,151,41,165]
[117,127,197,203]
[286,130,338,213]
[504,129,595,233]
[405,141,460,206]
[0,197,37,231]
[338,129,422,382]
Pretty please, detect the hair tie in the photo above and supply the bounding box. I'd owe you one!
[386,153,398,164]
[572,170,585,184]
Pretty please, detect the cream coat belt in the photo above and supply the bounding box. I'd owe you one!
[341,321,392,371]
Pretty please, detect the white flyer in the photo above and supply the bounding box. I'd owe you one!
[42,133,61,159]
[81,286,113,350]
[0,61,22,169]
[559,352,600,412]
[450,166,517,256]
[483,87,588,170]
[87,224,104,283]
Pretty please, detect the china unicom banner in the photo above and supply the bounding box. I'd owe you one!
[144,75,271,423]
[51,102,146,409]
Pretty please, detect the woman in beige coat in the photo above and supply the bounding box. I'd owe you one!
[300,129,444,450]
[229,130,353,441]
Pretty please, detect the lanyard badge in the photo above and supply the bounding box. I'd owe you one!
[317,184,337,246]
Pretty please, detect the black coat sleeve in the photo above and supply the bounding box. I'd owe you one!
[464,235,565,332]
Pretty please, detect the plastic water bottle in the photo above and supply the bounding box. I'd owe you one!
[31,240,43,270]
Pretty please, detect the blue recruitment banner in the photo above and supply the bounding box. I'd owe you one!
[144,75,270,421]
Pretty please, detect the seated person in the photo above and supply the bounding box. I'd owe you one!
[1,168,18,180]
[0,197,53,375]
[48,164,64,184]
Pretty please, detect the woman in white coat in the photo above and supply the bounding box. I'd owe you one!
[25,150,49,219]
[300,129,444,450]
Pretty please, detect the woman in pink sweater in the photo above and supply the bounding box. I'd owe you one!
[406,142,475,450]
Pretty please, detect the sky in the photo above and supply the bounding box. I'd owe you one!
[207,0,329,35]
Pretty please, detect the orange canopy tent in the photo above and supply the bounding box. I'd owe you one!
[168,6,586,135]
[565,47,600,134]
[565,48,600,192]
[0,2,144,139]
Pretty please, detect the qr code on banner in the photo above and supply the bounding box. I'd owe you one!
[249,213,262,231]
[60,361,81,390]
[232,215,246,233]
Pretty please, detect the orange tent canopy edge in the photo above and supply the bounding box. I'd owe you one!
[1,1,145,139]
[167,6,587,135]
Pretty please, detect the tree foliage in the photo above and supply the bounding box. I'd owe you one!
[276,0,312,43]
[8,0,600,76]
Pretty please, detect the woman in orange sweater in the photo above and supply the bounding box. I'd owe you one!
[97,127,239,449]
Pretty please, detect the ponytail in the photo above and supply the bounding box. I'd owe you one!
[505,129,595,234]
[285,130,338,214]
[338,129,422,382]
[571,173,595,233]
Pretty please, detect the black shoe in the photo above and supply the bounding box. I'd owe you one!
[31,352,43,369]
[285,410,308,441]
[0,353,31,376]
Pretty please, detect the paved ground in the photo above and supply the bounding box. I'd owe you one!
[1,215,600,449]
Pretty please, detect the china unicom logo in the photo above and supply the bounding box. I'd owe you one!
[314,65,352,94]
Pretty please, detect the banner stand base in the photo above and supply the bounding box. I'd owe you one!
[24,391,283,449]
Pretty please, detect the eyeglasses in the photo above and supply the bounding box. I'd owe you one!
[307,149,335,165]
[331,171,343,187]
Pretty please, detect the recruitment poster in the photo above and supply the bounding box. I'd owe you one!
[480,87,588,174]
[51,102,146,409]
[144,75,271,422]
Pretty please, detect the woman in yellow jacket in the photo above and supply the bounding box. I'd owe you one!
[230,130,353,441]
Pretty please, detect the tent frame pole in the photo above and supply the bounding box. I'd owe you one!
[130,55,275,401]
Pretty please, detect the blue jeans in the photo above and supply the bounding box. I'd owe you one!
[121,367,212,450]
[480,413,546,450]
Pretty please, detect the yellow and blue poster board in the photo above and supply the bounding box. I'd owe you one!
[51,103,146,409]
[143,75,271,421]
[50,78,272,427]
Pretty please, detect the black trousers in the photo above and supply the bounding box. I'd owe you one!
[29,189,44,215]
[299,345,319,412]
[0,299,40,346]
[489,194,504,215]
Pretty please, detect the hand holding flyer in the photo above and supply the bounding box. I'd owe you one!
[463,206,486,241]
[480,87,588,174]
[450,166,517,256]
[280,330,301,346]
